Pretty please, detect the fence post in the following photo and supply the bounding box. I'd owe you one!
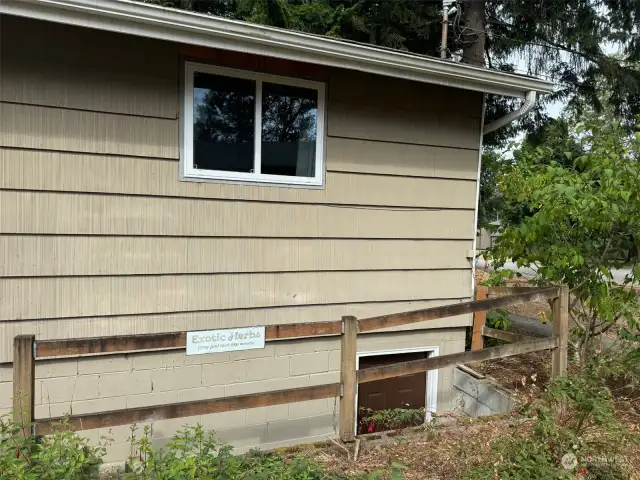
[471,286,487,351]
[13,335,36,437]
[551,285,569,378]
[339,316,358,442]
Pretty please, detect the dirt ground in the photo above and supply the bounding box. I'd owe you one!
[295,414,640,480]
[294,350,640,479]
[287,415,530,480]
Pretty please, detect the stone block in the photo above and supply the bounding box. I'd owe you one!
[202,362,247,386]
[40,375,100,403]
[176,386,225,403]
[289,352,329,376]
[200,410,246,431]
[289,399,332,419]
[245,356,289,381]
[245,404,289,425]
[78,355,131,375]
[151,365,201,392]
[100,371,151,397]
[127,391,178,409]
[36,359,78,378]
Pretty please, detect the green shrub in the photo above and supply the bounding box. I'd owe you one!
[359,407,425,433]
[486,309,511,331]
[126,424,406,479]
[462,352,639,480]
[126,423,337,479]
[0,416,106,479]
[0,415,406,479]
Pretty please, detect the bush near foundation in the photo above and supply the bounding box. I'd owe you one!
[0,415,405,479]
[125,424,406,479]
[0,417,106,479]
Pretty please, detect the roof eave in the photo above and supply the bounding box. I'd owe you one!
[0,0,555,98]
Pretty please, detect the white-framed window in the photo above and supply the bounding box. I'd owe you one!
[181,61,326,187]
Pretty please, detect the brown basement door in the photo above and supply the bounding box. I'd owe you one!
[357,351,428,434]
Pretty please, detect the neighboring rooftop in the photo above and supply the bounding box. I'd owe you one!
[1,0,554,98]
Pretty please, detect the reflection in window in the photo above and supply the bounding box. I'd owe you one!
[183,62,325,186]
[261,83,318,177]
[193,72,255,172]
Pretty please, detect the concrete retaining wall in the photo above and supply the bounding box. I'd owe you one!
[451,367,514,417]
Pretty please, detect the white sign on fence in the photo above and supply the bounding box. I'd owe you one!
[186,326,266,355]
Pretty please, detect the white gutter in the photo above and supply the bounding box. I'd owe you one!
[483,91,537,135]
[0,0,554,99]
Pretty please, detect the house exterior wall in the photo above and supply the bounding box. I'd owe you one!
[0,16,481,459]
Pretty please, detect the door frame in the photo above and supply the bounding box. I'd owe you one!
[355,346,439,432]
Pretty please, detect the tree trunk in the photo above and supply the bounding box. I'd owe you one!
[461,0,485,66]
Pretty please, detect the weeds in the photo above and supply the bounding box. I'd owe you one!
[0,416,107,479]
[359,407,425,434]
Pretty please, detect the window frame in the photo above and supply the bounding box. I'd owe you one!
[181,61,326,187]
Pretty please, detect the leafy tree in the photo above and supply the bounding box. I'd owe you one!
[487,118,589,226]
[488,113,640,363]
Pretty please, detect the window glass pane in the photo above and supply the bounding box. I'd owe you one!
[193,72,255,173]
[261,82,318,177]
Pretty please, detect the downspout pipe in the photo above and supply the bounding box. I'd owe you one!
[483,90,537,135]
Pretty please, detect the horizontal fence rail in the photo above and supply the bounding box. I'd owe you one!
[13,286,568,446]
[357,286,559,332]
[357,336,559,384]
[36,383,340,435]
[482,326,533,343]
[35,321,342,358]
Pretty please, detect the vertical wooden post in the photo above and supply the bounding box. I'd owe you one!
[13,335,35,437]
[551,285,569,378]
[471,286,487,351]
[339,316,358,442]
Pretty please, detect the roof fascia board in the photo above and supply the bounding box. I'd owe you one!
[0,0,554,98]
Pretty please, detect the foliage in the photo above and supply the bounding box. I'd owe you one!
[0,416,106,479]
[486,309,512,331]
[481,309,512,348]
[487,113,640,363]
[359,407,426,433]
[126,424,405,479]
[462,353,639,480]
[481,269,518,287]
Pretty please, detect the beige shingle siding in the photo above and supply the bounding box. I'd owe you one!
[0,190,474,237]
[328,70,483,149]
[0,270,471,321]
[1,57,178,118]
[0,149,477,207]
[0,16,179,113]
[0,236,472,276]
[326,137,479,178]
[0,15,482,364]
[1,104,178,158]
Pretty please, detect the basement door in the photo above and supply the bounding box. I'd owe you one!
[357,351,428,434]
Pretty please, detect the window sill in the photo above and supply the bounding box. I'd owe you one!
[180,171,325,189]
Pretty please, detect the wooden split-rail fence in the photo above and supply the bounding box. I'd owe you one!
[12,285,568,442]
